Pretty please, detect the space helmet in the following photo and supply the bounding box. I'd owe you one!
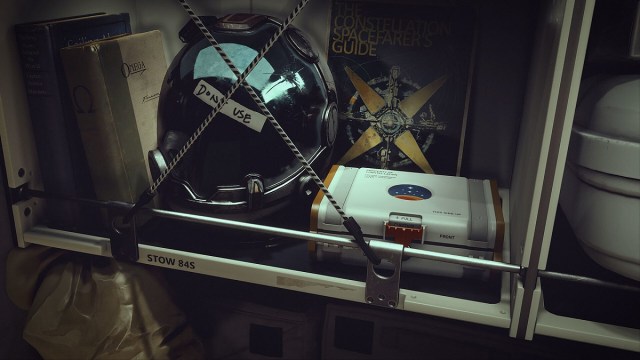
[150,14,338,221]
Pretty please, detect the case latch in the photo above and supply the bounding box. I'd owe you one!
[384,213,424,247]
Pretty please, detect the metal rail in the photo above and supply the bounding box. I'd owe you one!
[17,187,640,293]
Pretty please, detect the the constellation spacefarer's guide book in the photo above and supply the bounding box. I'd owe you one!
[327,0,477,176]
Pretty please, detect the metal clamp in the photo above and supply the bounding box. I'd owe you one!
[110,213,140,262]
[365,240,405,308]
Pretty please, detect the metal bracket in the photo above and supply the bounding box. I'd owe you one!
[8,183,29,204]
[365,240,404,308]
[110,210,140,262]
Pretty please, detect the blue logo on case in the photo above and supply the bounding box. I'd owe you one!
[388,184,432,200]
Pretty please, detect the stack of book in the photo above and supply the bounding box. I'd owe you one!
[15,13,167,230]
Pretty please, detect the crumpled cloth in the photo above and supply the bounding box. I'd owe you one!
[6,245,204,359]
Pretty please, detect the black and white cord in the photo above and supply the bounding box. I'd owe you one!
[124,0,310,221]
[176,0,379,264]
[177,0,352,222]
[127,0,380,264]
[150,1,308,194]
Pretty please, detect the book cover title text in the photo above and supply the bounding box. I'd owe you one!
[330,1,452,56]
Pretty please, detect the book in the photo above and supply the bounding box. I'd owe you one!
[14,13,131,230]
[60,30,167,204]
[326,0,477,176]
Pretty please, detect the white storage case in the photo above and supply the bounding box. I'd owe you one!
[310,165,505,278]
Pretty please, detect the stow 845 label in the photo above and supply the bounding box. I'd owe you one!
[145,254,196,270]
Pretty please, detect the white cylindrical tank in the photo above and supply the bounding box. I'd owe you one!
[560,75,640,281]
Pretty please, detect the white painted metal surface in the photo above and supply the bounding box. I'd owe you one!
[536,302,640,352]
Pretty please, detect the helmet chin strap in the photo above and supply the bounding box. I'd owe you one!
[127,0,381,265]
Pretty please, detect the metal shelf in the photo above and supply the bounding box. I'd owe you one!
[19,188,513,329]
[2,0,638,354]
[536,305,640,352]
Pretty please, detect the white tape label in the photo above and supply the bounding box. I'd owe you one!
[193,79,267,132]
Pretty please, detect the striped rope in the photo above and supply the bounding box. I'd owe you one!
[127,0,380,263]
[148,0,305,194]
[176,0,350,221]
[175,1,378,264]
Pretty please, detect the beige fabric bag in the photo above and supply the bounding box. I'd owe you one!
[6,245,204,359]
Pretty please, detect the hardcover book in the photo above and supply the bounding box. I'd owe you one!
[327,0,477,176]
[14,13,131,229]
[60,30,167,203]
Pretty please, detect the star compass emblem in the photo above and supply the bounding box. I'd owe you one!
[337,65,448,173]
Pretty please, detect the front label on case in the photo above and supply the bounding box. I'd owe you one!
[194,79,267,132]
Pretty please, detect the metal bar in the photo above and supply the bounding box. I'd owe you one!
[143,207,521,273]
[19,188,640,293]
[538,270,640,293]
[22,188,132,211]
[403,247,520,273]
